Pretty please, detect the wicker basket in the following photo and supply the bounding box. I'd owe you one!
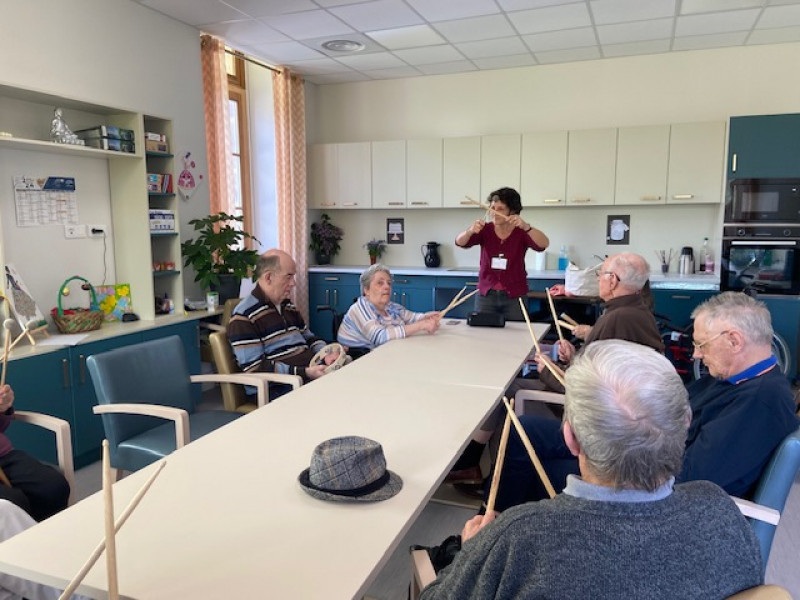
[51,276,104,334]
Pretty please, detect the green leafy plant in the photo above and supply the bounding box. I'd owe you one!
[364,238,387,260]
[181,212,261,290]
[309,213,344,258]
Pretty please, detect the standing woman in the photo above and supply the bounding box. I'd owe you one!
[455,187,549,320]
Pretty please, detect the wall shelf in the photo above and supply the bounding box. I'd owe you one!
[0,135,140,159]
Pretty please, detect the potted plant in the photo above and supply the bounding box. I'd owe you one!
[181,212,260,302]
[364,239,386,265]
[310,213,344,265]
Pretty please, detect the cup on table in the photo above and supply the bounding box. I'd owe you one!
[206,292,219,312]
[661,264,668,274]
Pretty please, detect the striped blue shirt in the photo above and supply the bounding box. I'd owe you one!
[337,296,425,350]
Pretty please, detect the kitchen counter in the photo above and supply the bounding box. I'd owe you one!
[308,265,720,291]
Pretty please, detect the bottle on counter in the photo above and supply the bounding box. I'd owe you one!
[558,245,569,270]
[702,237,715,273]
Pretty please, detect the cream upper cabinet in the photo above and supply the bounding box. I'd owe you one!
[372,140,406,209]
[308,144,338,209]
[666,121,726,205]
[443,136,481,208]
[407,138,442,209]
[337,142,371,209]
[481,134,521,199]
[614,125,670,205]
[520,131,567,207]
[566,128,617,206]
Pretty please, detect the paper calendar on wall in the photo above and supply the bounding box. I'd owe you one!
[13,175,78,226]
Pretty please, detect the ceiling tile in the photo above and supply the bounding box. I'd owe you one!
[266,9,354,39]
[404,0,500,22]
[671,31,748,50]
[597,18,674,44]
[680,0,766,15]
[456,36,529,58]
[748,24,800,43]
[221,0,317,18]
[305,70,372,84]
[498,0,582,10]
[758,3,800,27]
[591,0,676,25]
[313,0,374,7]
[246,40,325,61]
[601,38,671,57]
[534,45,601,64]
[201,19,289,44]
[392,45,466,65]
[507,3,592,35]
[416,60,479,75]
[472,53,538,69]
[140,0,247,26]
[367,24,446,50]
[676,9,761,36]
[329,0,424,31]
[522,27,596,51]
[362,65,424,79]
[335,51,409,69]
[287,58,355,74]
[434,14,517,43]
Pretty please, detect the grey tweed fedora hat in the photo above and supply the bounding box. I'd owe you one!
[298,436,403,502]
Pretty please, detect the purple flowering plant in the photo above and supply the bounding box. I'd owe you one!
[310,213,344,257]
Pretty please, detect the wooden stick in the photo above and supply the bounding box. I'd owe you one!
[557,319,576,331]
[0,468,10,487]
[463,196,510,221]
[517,297,542,355]
[501,397,556,499]
[486,398,513,513]
[560,313,579,327]
[58,461,166,600]
[545,287,564,343]
[103,440,119,600]
[1,319,13,387]
[440,286,466,314]
[440,289,478,319]
[539,355,566,387]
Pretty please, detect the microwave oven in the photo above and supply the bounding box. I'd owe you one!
[726,179,800,224]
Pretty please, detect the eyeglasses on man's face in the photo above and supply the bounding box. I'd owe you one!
[692,329,730,351]
[594,269,619,282]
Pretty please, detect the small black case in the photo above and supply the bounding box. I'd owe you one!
[467,312,505,328]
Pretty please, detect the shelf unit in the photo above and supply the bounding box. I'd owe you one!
[0,83,184,321]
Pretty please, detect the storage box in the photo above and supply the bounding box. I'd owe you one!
[75,125,121,139]
[145,139,169,153]
[149,209,176,232]
[84,137,135,152]
[145,131,166,142]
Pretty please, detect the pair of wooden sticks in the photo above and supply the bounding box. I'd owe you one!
[463,196,510,221]
[485,396,556,512]
[517,297,566,387]
[58,443,165,600]
[1,319,49,364]
[439,286,478,319]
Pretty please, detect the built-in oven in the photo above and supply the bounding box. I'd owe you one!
[726,179,800,224]
[721,225,800,295]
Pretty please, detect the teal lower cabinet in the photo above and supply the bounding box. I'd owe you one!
[6,320,204,468]
[434,276,479,318]
[308,273,361,341]
[391,275,434,313]
[651,290,716,330]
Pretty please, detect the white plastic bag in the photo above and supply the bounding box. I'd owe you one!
[564,261,601,296]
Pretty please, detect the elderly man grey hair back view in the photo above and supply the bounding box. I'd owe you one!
[564,339,691,490]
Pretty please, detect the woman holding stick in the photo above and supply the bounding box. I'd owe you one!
[337,264,441,351]
[455,187,549,321]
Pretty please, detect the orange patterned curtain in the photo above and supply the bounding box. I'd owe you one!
[200,34,233,216]
[273,68,309,321]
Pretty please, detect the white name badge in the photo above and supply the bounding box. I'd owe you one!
[491,256,508,270]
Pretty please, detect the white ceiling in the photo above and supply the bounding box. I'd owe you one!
[134,0,800,84]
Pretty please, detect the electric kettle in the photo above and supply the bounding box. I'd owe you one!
[421,242,441,268]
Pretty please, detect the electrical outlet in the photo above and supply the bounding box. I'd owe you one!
[64,224,87,239]
[88,224,107,237]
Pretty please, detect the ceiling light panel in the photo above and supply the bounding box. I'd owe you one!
[507,3,592,35]
[367,24,446,49]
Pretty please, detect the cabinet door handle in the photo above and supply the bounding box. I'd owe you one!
[571,197,591,204]
[401,292,407,307]
[333,289,338,306]
[342,202,358,207]
[732,153,737,173]
[672,194,694,200]
[410,201,429,206]
[79,354,86,384]
[388,202,404,206]
[324,277,339,281]
[640,195,661,202]
[543,198,562,204]
[671,295,691,300]
[62,358,70,389]
[325,290,330,305]
[395,279,409,284]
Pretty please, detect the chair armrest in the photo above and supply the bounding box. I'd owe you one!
[513,389,565,416]
[733,496,781,526]
[251,373,303,390]
[13,411,76,505]
[93,404,190,449]
[411,549,436,600]
[191,373,302,408]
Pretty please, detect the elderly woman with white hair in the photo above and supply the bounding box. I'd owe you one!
[337,264,441,351]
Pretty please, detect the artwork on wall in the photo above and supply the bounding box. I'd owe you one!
[177,151,204,200]
[3,264,46,329]
[95,283,132,321]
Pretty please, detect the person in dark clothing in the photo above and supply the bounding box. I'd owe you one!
[488,291,799,511]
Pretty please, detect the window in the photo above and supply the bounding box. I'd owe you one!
[226,51,252,247]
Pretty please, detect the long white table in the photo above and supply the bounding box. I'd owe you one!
[0,321,547,599]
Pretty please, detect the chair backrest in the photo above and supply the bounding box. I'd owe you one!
[220,297,240,327]
[87,335,194,456]
[208,330,256,413]
[748,425,800,565]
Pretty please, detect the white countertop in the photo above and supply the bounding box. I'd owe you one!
[308,265,720,291]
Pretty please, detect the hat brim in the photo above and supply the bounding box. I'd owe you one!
[298,468,403,502]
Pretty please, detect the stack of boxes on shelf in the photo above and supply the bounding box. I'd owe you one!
[75,125,135,152]
[148,208,176,232]
[146,131,172,195]
[145,131,169,153]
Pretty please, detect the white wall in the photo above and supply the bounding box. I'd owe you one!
[0,0,209,301]
[305,43,800,271]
